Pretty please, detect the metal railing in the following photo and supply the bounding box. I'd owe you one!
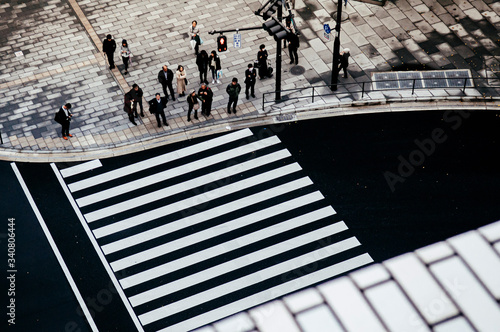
[262,76,500,112]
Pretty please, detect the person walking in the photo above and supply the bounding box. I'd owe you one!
[129,84,144,117]
[257,44,269,79]
[186,90,202,122]
[244,63,257,99]
[208,50,221,84]
[196,50,209,84]
[120,39,131,74]
[176,65,187,97]
[189,20,201,55]
[288,32,300,65]
[124,90,137,125]
[158,65,175,101]
[148,93,169,127]
[198,82,213,116]
[55,103,73,140]
[226,77,241,114]
[102,34,116,69]
[338,48,350,78]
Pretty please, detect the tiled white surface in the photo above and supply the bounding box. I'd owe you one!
[432,316,475,332]
[495,241,500,255]
[384,253,459,324]
[249,301,300,332]
[447,231,500,299]
[214,312,254,332]
[365,280,430,332]
[319,277,386,332]
[296,305,344,332]
[415,242,454,264]
[479,221,500,242]
[430,256,500,332]
[349,263,390,289]
[283,288,324,314]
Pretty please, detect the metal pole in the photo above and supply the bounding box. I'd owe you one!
[361,82,365,98]
[463,77,467,93]
[312,87,315,103]
[275,3,282,101]
[330,0,342,91]
[262,92,266,112]
[412,79,415,95]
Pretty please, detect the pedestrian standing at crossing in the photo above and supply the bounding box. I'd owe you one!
[120,39,131,75]
[196,50,209,84]
[102,34,116,69]
[186,90,202,122]
[55,103,73,140]
[198,82,213,116]
[158,65,176,101]
[226,77,241,114]
[128,84,144,117]
[338,48,350,78]
[244,63,256,99]
[176,65,187,97]
[208,50,221,84]
[288,32,300,65]
[124,91,137,125]
[189,20,201,56]
[257,44,268,79]
[148,93,169,127]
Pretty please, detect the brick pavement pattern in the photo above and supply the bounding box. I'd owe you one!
[1,0,500,155]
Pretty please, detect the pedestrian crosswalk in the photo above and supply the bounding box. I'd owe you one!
[57,128,373,332]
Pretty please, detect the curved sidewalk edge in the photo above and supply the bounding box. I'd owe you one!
[2,96,500,163]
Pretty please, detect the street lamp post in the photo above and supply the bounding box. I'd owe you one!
[276,3,282,100]
[330,0,343,91]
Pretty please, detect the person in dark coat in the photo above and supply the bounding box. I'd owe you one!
[257,44,268,79]
[186,90,202,122]
[244,63,256,99]
[196,50,209,84]
[208,50,222,84]
[198,82,213,116]
[226,77,241,114]
[124,91,137,125]
[158,65,176,101]
[338,48,350,78]
[102,34,116,69]
[148,93,169,127]
[55,103,73,139]
[288,32,300,65]
[128,84,144,117]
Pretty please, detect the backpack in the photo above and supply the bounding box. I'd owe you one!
[54,110,63,124]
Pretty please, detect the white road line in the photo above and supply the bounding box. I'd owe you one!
[60,159,102,178]
[118,200,332,289]
[111,192,327,272]
[103,191,326,255]
[49,163,145,332]
[76,136,283,207]
[93,172,310,241]
[158,253,373,332]
[83,149,289,221]
[86,161,299,223]
[129,214,343,306]
[139,236,363,325]
[68,128,253,192]
[10,163,100,332]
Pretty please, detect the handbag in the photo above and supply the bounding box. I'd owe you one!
[217,69,223,79]
[54,111,63,124]
[193,103,199,110]
[199,36,203,45]
[184,77,188,85]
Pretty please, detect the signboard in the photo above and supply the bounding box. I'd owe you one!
[323,24,331,34]
[233,33,241,48]
[324,31,331,41]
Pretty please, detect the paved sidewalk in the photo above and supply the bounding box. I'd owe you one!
[1,0,500,159]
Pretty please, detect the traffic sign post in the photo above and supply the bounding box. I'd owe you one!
[324,31,331,40]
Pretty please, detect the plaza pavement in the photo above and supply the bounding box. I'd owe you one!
[1,0,500,162]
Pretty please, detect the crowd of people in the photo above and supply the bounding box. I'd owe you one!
[55,18,351,138]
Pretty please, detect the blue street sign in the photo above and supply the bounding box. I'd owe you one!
[233,33,242,48]
[323,24,331,34]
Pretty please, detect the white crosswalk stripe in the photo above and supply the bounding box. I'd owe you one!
[60,129,372,332]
